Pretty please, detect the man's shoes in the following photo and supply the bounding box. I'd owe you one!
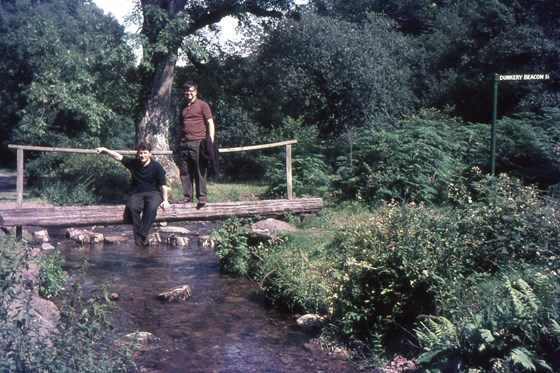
[178,197,192,204]
[196,202,206,209]
[134,235,147,248]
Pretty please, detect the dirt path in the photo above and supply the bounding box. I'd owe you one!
[0,173,50,209]
[0,173,16,191]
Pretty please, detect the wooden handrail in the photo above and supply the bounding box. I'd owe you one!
[8,140,298,215]
[7,140,298,154]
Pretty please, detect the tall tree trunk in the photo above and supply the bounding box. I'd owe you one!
[137,0,187,185]
[136,52,179,184]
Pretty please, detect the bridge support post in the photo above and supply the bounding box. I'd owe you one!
[286,144,292,200]
[16,148,24,239]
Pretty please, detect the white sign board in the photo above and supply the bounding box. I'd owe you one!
[499,74,550,81]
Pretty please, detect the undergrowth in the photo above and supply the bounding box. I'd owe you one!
[0,237,135,372]
[212,172,560,371]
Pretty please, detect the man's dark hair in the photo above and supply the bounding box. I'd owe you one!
[137,142,152,152]
[183,81,198,91]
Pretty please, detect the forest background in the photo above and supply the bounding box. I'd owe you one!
[1,0,560,371]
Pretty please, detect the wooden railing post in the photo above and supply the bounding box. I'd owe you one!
[286,144,293,200]
[16,148,24,239]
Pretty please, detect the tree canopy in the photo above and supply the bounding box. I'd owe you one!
[1,0,559,195]
[0,0,137,159]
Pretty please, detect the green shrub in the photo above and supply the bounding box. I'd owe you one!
[263,152,333,199]
[253,234,335,314]
[333,109,560,204]
[0,236,28,294]
[49,278,134,372]
[494,110,560,183]
[0,238,135,372]
[324,172,560,336]
[211,171,560,371]
[212,217,253,276]
[262,120,333,199]
[38,250,68,298]
[451,172,560,273]
[34,177,99,206]
[26,152,131,205]
[212,217,336,314]
[334,117,473,204]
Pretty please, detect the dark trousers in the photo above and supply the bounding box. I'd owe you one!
[126,191,163,239]
[179,139,207,203]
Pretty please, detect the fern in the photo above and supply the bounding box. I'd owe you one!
[551,319,560,336]
[505,277,540,325]
[414,316,458,363]
[509,347,552,372]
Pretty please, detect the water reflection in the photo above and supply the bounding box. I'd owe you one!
[56,223,357,373]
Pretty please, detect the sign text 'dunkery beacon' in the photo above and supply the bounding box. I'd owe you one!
[499,74,550,81]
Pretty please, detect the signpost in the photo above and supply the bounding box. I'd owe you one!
[491,73,551,175]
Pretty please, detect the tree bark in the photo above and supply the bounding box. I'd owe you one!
[137,0,187,184]
[137,52,179,183]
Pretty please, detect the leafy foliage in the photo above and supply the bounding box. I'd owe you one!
[0,237,134,372]
[25,152,131,205]
[415,276,557,372]
[213,172,560,370]
[0,0,137,165]
[38,250,68,298]
[212,217,253,276]
[254,12,416,137]
[334,113,484,204]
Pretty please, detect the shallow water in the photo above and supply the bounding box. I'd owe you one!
[55,222,358,373]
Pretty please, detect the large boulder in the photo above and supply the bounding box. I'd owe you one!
[5,254,60,343]
[250,218,297,241]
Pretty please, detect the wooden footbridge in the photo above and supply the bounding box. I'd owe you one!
[3,141,323,234]
[0,198,323,229]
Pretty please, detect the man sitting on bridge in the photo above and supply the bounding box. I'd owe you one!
[96,143,170,247]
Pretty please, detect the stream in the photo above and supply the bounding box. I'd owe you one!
[54,222,359,373]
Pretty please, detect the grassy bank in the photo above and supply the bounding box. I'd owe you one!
[212,175,560,371]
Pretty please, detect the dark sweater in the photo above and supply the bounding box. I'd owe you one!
[121,157,167,193]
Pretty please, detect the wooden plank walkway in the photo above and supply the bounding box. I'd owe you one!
[0,198,323,228]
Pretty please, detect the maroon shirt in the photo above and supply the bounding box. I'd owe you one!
[180,99,213,140]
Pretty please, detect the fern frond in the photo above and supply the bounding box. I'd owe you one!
[505,277,540,321]
[509,347,553,372]
[509,347,536,372]
[413,315,458,350]
[551,319,560,336]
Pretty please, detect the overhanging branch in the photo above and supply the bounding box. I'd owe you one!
[187,5,284,34]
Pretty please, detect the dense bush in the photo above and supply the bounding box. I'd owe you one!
[333,109,560,205]
[26,152,131,205]
[493,109,560,186]
[414,274,560,372]
[262,119,334,199]
[212,172,560,370]
[334,112,487,204]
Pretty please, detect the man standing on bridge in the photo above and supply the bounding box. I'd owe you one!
[177,81,216,208]
[96,143,170,248]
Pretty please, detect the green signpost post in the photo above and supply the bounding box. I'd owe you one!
[491,73,551,176]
